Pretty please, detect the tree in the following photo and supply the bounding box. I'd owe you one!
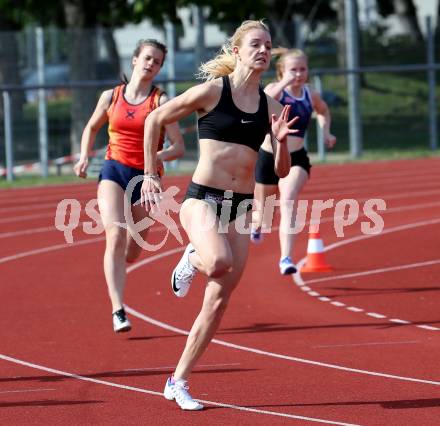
[62,1,102,154]
[436,0,440,43]
[196,0,336,47]
[335,0,346,69]
[1,0,165,155]
[0,0,54,119]
[0,13,23,119]
[0,0,347,156]
[63,0,189,153]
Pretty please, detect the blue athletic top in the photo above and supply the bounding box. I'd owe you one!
[279,87,313,138]
[198,76,270,152]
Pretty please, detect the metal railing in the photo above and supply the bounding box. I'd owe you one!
[1,18,438,181]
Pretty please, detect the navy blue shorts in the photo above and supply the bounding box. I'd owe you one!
[255,147,311,185]
[99,159,144,205]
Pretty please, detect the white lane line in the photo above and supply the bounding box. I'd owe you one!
[317,163,440,180]
[0,226,56,239]
[0,187,94,202]
[125,306,440,386]
[1,168,437,211]
[307,188,440,205]
[306,260,440,285]
[0,237,105,264]
[366,313,387,319]
[2,217,440,396]
[4,194,432,245]
[2,189,440,230]
[324,219,440,253]
[306,168,440,188]
[0,202,61,213]
[0,184,384,214]
[0,224,184,265]
[0,388,56,394]
[123,363,241,372]
[317,203,440,231]
[389,319,411,324]
[0,161,437,200]
[312,341,420,349]
[0,220,183,240]
[301,286,311,291]
[0,354,358,425]
[294,218,440,332]
[0,212,52,224]
[304,176,438,196]
[417,325,440,331]
[0,189,97,207]
[331,301,346,307]
[308,291,320,297]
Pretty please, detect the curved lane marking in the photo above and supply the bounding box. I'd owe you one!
[0,354,358,425]
[305,260,440,285]
[124,305,440,386]
[294,219,440,331]
[1,218,439,394]
[2,188,440,226]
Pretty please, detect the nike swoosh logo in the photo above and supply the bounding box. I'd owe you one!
[172,274,180,293]
[241,119,253,124]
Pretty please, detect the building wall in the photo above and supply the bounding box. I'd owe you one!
[113,7,227,64]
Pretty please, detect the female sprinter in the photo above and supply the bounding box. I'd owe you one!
[74,39,184,332]
[141,21,298,410]
[252,48,336,274]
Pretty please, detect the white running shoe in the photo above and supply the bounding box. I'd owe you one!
[164,377,204,410]
[112,308,132,333]
[171,243,197,298]
[250,227,264,244]
[279,256,297,275]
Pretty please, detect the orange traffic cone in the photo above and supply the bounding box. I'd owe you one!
[301,231,333,272]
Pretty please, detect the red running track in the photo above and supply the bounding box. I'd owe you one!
[1,157,440,425]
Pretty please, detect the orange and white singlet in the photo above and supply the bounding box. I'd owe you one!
[105,84,165,170]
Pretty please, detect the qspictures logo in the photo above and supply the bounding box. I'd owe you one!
[54,178,387,249]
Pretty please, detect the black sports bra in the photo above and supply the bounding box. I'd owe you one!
[198,76,270,152]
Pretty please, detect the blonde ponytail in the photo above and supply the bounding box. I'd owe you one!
[198,20,270,81]
[197,44,236,81]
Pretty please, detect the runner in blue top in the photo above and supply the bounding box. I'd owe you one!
[252,48,336,274]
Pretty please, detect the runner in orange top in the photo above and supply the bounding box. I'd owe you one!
[106,83,166,171]
[74,39,184,333]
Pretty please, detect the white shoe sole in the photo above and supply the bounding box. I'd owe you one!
[164,381,174,400]
[113,320,132,333]
[163,381,203,410]
[170,268,183,297]
[171,244,195,298]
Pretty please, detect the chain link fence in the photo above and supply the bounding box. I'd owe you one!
[0,23,439,180]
